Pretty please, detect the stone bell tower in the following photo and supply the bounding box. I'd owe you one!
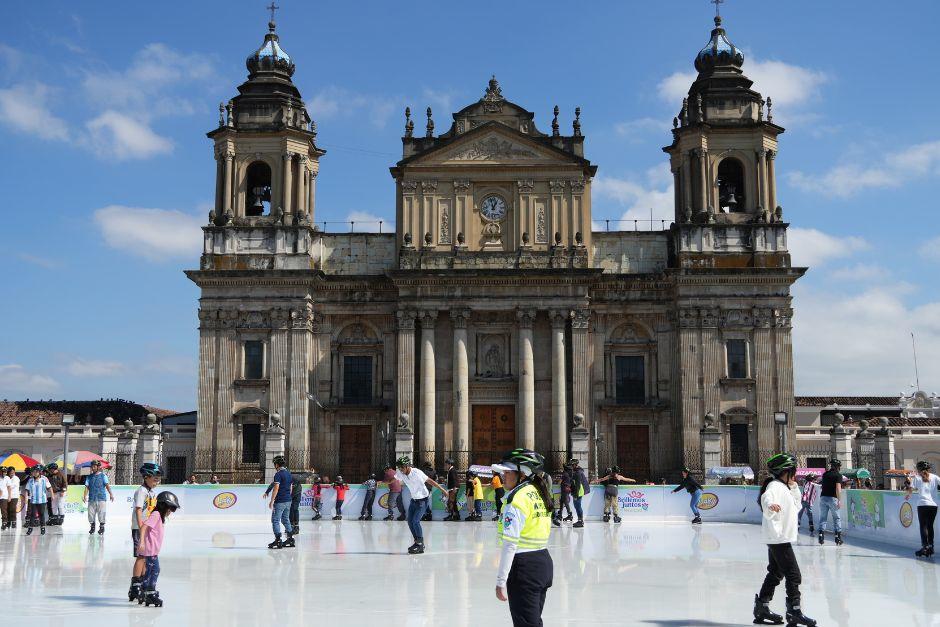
[205,16,324,245]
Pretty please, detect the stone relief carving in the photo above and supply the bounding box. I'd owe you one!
[401,180,419,194]
[478,334,508,378]
[569,178,585,193]
[446,136,536,161]
[420,180,438,193]
[453,179,471,192]
[517,179,535,192]
[535,206,547,243]
[439,204,451,244]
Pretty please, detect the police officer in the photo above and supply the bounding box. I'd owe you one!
[492,448,555,627]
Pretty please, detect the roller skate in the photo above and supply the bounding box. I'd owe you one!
[141,589,163,607]
[268,535,283,549]
[365,514,373,521]
[383,514,393,521]
[89,523,96,535]
[40,526,46,535]
[692,515,702,525]
[332,514,342,521]
[613,515,622,524]
[817,531,824,545]
[128,578,142,602]
[492,514,500,521]
[915,546,928,557]
[26,525,33,536]
[573,519,584,528]
[784,599,816,626]
[98,524,105,535]
[808,524,814,534]
[312,513,322,521]
[282,532,296,548]
[928,544,935,557]
[834,531,843,546]
[396,514,406,521]
[752,595,784,625]
[552,517,561,527]
[563,514,573,522]
[407,542,425,554]
[602,513,611,523]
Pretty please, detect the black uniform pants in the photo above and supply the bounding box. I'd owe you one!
[507,549,553,627]
[494,488,505,516]
[918,505,938,547]
[289,499,301,528]
[758,542,801,603]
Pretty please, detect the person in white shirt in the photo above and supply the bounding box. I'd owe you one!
[394,456,446,554]
[753,453,816,627]
[905,461,940,557]
[4,467,21,529]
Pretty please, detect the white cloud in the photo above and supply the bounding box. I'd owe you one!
[788,140,940,198]
[829,263,890,283]
[593,164,675,229]
[84,111,173,160]
[344,211,393,233]
[93,205,203,261]
[66,359,125,377]
[919,236,940,262]
[793,285,940,395]
[309,86,396,128]
[787,227,868,268]
[614,117,666,141]
[16,253,59,269]
[0,364,59,395]
[658,57,827,125]
[0,82,69,141]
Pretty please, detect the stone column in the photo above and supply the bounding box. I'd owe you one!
[696,149,708,211]
[195,309,218,474]
[137,413,163,465]
[683,152,694,213]
[755,149,766,212]
[767,150,778,212]
[223,151,234,215]
[873,418,897,489]
[451,309,470,468]
[98,417,119,483]
[288,304,314,469]
[419,310,438,465]
[571,309,592,442]
[298,157,308,217]
[263,413,286,483]
[569,414,590,472]
[517,309,537,450]
[828,413,853,469]
[396,310,417,423]
[309,169,318,220]
[215,312,238,472]
[550,310,569,466]
[281,152,293,215]
[117,421,139,485]
[699,413,721,474]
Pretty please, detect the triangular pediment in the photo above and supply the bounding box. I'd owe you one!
[406,123,585,167]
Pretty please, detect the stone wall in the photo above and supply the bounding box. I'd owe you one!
[317,233,396,275]
[592,232,669,274]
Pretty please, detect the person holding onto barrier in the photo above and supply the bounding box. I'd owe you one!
[818,458,843,546]
[443,459,460,521]
[672,467,704,525]
[470,471,485,521]
[359,473,377,520]
[490,471,506,521]
[395,456,447,554]
[83,459,113,535]
[136,490,180,608]
[797,474,819,535]
[332,476,349,520]
[570,458,589,528]
[594,467,635,524]
[465,471,478,521]
[492,448,554,627]
[382,467,405,521]
[128,462,161,602]
[753,453,817,627]
[906,461,940,558]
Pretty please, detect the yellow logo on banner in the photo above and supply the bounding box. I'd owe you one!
[213,492,237,509]
[899,501,914,528]
[697,492,720,510]
[378,493,390,508]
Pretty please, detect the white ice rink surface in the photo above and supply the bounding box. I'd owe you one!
[1,518,938,627]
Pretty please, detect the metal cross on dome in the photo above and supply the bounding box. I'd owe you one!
[267,2,280,22]
[711,0,724,18]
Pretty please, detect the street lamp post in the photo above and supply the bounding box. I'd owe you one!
[62,413,75,478]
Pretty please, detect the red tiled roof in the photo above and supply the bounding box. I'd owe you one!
[795,396,899,407]
[0,400,178,426]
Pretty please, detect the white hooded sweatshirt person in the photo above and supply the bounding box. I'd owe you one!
[761,479,802,544]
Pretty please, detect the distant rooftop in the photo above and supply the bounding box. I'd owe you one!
[795,396,900,408]
[0,400,178,426]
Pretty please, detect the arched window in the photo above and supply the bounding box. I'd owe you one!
[717,158,745,213]
[245,161,272,216]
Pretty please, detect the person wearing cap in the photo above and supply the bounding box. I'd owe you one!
[83,459,114,534]
[492,448,555,626]
[394,456,447,554]
[671,467,704,524]
[46,463,67,526]
[25,465,53,535]
[906,460,940,557]
[818,458,843,545]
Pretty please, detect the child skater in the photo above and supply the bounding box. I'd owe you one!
[310,474,323,521]
[25,465,52,535]
[332,476,349,520]
[136,491,180,607]
[128,463,161,602]
[491,448,554,627]
[906,461,940,558]
[753,453,816,626]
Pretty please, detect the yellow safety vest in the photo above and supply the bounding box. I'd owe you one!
[497,483,551,550]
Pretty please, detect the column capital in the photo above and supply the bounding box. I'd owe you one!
[516,308,537,329]
[549,309,572,329]
[419,309,438,329]
[450,308,471,329]
[767,149,777,161]
[571,309,591,330]
[396,309,418,330]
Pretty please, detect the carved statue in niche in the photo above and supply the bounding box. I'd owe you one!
[478,335,506,378]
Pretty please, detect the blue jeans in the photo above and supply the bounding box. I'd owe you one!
[408,497,428,542]
[272,501,293,535]
[690,489,703,517]
[819,496,841,533]
[141,556,160,591]
[798,502,814,527]
[573,496,584,520]
[474,500,483,517]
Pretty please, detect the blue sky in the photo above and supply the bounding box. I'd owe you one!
[2,1,939,410]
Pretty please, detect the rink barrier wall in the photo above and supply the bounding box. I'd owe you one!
[54,484,934,549]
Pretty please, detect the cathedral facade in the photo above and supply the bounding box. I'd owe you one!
[187,15,803,482]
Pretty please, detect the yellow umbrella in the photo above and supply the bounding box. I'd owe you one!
[0,452,41,471]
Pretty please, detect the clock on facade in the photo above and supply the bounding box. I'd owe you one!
[480,195,507,221]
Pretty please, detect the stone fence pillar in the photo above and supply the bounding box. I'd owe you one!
[569,413,590,472]
[263,413,286,483]
[828,412,853,470]
[873,418,897,489]
[116,420,139,485]
[137,413,163,466]
[98,417,119,482]
[395,412,415,464]
[700,413,721,474]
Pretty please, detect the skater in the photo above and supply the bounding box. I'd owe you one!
[470,471,484,521]
[594,467,635,523]
[3,466,20,530]
[394,456,447,554]
[444,459,460,521]
[25,465,52,535]
[552,463,573,526]
[753,453,816,626]
[570,458,589,528]
[490,471,505,521]
[906,461,939,557]
[818,459,843,545]
[0,467,6,530]
[267,456,295,549]
[797,474,819,534]
[382,466,405,521]
[492,448,554,627]
[421,463,438,521]
[46,463,67,526]
[360,473,377,520]
[310,474,324,520]
[129,462,161,602]
[136,491,180,607]
[465,471,477,521]
[332,476,349,520]
[83,459,114,534]
[289,471,305,534]
[672,467,704,524]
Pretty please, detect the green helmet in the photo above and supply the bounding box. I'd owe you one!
[492,448,545,477]
[396,455,412,468]
[766,453,797,476]
[272,455,286,467]
[139,462,162,477]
